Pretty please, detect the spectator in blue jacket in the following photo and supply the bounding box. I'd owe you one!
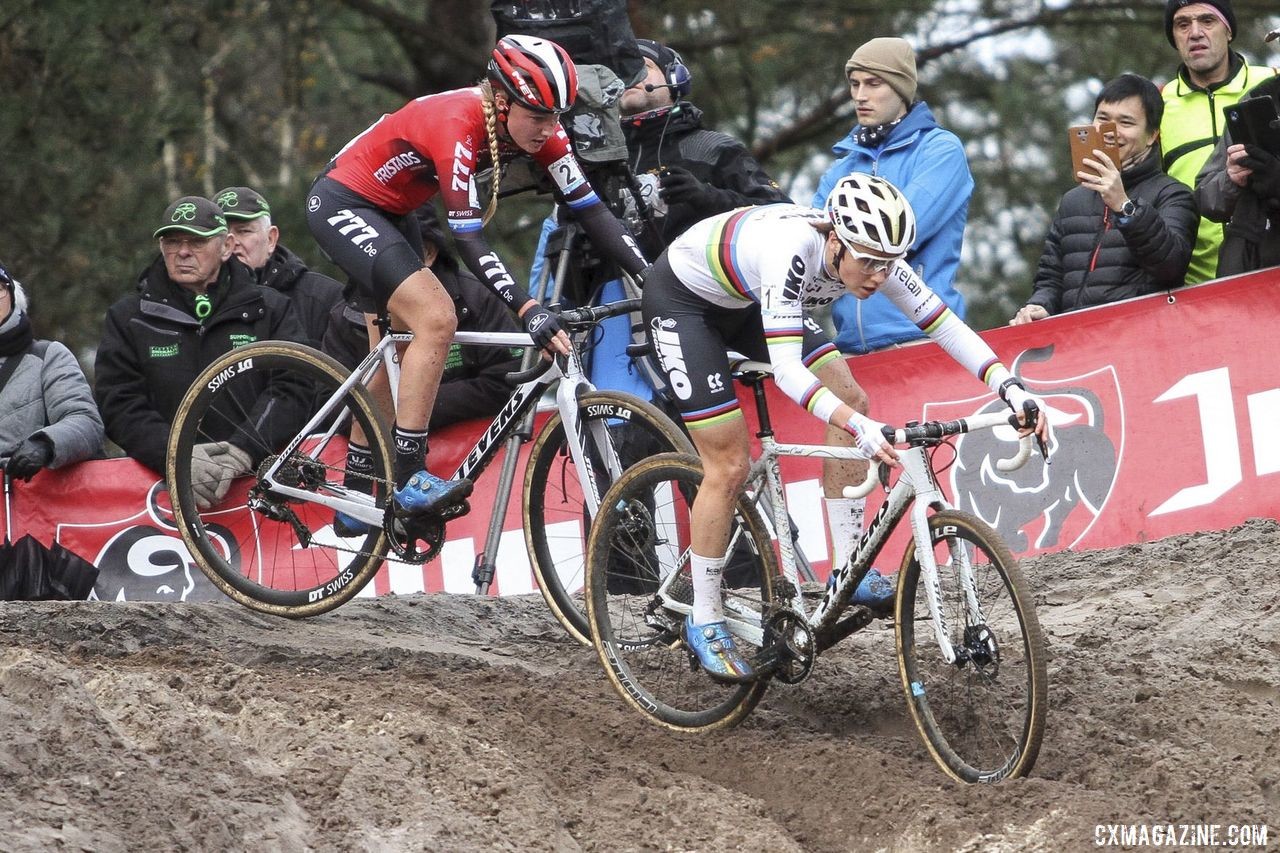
[812,37,974,354]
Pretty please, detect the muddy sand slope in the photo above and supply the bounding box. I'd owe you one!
[1,520,1276,851]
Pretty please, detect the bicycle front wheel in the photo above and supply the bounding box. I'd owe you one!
[523,390,693,645]
[167,342,394,617]
[895,509,1048,782]
[585,453,777,731]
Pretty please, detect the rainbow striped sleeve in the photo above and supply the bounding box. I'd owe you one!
[704,210,757,302]
[799,380,834,415]
[915,302,954,335]
[978,358,1005,386]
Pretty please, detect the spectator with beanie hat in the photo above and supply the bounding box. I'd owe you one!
[1160,0,1278,283]
[812,36,974,355]
[0,260,103,482]
[94,195,305,506]
[215,185,343,348]
[807,36,973,602]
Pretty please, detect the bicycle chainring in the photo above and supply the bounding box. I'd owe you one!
[761,609,815,684]
[385,500,470,565]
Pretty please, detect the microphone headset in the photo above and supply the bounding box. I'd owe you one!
[635,38,692,100]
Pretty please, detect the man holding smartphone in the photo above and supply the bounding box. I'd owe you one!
[1160,0,1278,283]
[1011,74,1197,324]
[1194,64,1280,275]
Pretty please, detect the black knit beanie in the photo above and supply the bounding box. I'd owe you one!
[1164,0,1236,47]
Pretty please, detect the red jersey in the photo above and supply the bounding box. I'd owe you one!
[327,87,596,232]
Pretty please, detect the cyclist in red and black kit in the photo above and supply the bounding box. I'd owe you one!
[307,35,648,524]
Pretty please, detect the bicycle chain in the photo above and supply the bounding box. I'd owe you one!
[251,455,445,566]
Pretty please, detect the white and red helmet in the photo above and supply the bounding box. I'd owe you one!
[488,34,578,114]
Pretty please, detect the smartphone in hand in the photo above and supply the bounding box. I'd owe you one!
[1068,122,1121,182]
[1224,96,1280,155]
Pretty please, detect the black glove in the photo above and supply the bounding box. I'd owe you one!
[4,435,53,481]
[1240,144,1280,200]
[522,303,564,352]
[658,166,723,210]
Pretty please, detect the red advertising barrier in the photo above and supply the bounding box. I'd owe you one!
[5,272,1278,601]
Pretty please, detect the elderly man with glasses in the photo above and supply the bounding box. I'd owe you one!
[93,195,305,507]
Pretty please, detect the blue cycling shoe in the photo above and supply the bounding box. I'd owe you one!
[684,615,754,683]
[828,566,897,615]
[393,471,474,517]
[332,511,370,538]
[851,567,896,614]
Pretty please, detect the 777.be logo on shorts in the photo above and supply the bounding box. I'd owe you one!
[327,209,379,256]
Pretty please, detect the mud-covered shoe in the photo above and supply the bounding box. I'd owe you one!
[851,567,896,615]
[332,511,371,538]
[684,615,754,682]
[393,472,474,517]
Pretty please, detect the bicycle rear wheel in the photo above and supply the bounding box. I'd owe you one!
[524,390,693,645]
[585,453,777,731]
[167,342,394,617]
[895,509,1048,782]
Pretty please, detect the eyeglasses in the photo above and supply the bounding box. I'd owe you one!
[1173,14,1222,33]
[159,234,218,253]
[849,249,898,275]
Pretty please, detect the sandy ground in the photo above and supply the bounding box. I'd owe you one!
[1,519,1276,852]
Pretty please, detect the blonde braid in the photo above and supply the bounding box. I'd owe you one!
[481,81,502,225]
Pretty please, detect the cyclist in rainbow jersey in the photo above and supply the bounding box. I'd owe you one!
[642,173,1048,680]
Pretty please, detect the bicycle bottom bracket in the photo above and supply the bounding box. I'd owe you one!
[385,500,469,564]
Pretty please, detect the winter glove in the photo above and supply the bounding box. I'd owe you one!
[658,166,726,211]
[1240,144,1280,201]
[842,411,892,460]
[521,303,565,352]
[189,441,254,510]
[3,435,53,481]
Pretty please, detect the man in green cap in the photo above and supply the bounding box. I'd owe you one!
[215,186,343,347]
[94,195,306,508]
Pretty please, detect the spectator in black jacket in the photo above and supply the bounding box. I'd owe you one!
[322,205,521,432]
[94,196,306,506]
[620,38,791,259]
[214,186,343,347]
[1011,74,1198,324]
[1194,72,1280,276]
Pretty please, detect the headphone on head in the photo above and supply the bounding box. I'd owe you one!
[637,39,692,100]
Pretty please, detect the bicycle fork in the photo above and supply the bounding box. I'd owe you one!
[905,456,986,667]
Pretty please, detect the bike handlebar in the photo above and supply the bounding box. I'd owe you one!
[842,409,1036,499]
[558,298,642,330]
[502,298,643,384]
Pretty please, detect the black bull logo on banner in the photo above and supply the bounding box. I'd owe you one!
[81,482,239,602]
[926,346,1122,554]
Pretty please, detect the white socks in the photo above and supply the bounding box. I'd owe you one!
[825,496,866,573]
[691,551,728,625]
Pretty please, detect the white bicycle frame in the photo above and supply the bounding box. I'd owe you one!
[254,324,621,533]
[650,360,1031,664]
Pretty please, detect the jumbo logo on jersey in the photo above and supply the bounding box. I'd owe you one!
[925,345,1123,555]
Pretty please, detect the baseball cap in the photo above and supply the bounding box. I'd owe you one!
[153,196,228,238]
[214,186,272,220]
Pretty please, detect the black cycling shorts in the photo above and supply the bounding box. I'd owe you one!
[306,175,425,313]
[640,255,838,430]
